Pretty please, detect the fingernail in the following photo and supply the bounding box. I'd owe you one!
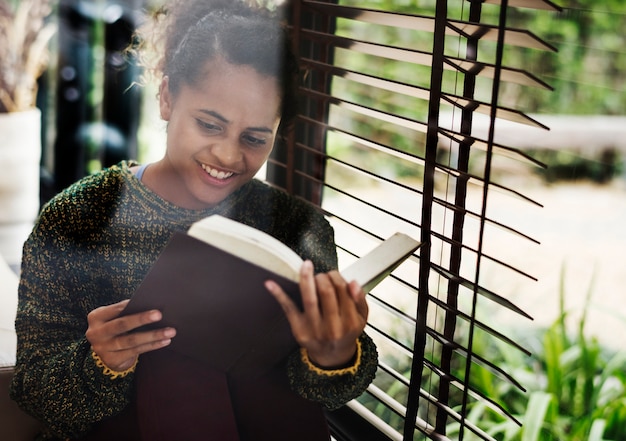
[149,310,162,321]
[164,328,176,338]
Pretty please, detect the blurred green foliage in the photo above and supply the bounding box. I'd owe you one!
[448,268,626,441]
[327,1,625,184]
[336,0,626,116]
[500,2,626,115]
[357,267,626,440]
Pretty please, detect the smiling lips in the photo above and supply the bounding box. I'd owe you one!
[201,163,234,180]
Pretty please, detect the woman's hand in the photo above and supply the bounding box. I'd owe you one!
[85,300,176,371]
[265,260,368,368]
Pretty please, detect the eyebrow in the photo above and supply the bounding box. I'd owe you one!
[199,109,274,134]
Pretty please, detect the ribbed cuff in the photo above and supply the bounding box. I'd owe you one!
[91,350,137,380]
[300,338,362,376]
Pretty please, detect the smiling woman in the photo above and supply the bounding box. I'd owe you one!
[143,59,282,209]
[8,1,378,440]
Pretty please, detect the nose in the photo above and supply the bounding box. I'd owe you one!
[211,136,243,167]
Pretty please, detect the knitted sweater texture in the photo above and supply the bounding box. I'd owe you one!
[9,162,377,440]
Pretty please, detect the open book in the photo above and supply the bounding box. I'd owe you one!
[123,215,420,376]
[187,215,420,292]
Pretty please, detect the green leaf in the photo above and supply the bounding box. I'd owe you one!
[522,391,553,441]
[588,419,607,441]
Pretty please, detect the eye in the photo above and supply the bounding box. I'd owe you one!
[241,133,268,147]
[195,118,222,133]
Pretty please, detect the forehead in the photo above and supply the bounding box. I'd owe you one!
[178,59,282,123]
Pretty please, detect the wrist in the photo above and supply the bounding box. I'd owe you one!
[301,339,362,376]
[308,343,358,369]
[91,350,138,380]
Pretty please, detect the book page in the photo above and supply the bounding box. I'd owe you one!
[341,232,421,292]
[188,215,303,282]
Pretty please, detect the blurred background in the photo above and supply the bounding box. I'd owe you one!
[18,0,624,348]
[1,1,625,438]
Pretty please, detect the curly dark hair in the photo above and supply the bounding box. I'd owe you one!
[136,0,298,129]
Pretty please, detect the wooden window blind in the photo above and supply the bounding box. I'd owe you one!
[267,1,560,439]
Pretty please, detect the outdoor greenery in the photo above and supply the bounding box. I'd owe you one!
[335,0,626,116]
[453,268,626,441]
[502,1,626,116]
[527,148,623,183]
[359,268,626,440]
[327,1,626,186]
[331,2,626,439]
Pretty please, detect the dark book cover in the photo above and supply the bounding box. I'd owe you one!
[123,232,302,377]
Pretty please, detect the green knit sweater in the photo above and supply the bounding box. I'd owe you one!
[10,161,377,440]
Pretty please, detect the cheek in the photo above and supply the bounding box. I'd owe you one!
[247,145,274,167]
[256,147,274,162]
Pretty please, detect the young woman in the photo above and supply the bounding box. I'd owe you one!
[9,1,377,440]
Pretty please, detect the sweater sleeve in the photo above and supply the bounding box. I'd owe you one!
[277,200,378,409]
[9,188,135,439]
[287,332,378,410]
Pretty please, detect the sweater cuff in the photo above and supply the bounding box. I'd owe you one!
[90,350,138,380]
[300,338,362,377]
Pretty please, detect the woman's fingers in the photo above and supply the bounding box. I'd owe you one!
[315,272,341,320]
[264,279,301,319]
[86,300,177,371]
[112,326,176,353]
[87,299,131,323]
[88,301,163,337]
[92,328,175,372]
[299,260,320,317]
[267,263,368,365]
[265,278,312,339]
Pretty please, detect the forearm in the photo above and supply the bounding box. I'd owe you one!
[10,332,134,439]
[10,233,135,439]
[287,332,378,410]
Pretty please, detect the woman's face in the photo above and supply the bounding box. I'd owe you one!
[156,58,282,210]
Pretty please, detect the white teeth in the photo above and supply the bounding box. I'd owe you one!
[201,164,233,180]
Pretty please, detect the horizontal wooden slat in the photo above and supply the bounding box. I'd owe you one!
[440,96,550,128]
[438,128,547,168]
[430,162,544,208]
[369,294,417,324]
[298,86,430,133]
[480,0,562,11]
[446,21,558,52]
[367,325,414,360]
[432,264,532,319]
[300,57,432,98]
[362,384,458,440]
[426,226,539,280]
[300,29,553,89]
[344,400,405,441]
[402,370,501,441]
[297,114,547,195]
[428,294,532,356]
[426,329,526,393]
[421,358,524,429]
[444,57,552,90]
[377,360,410,387]
[304,1,558,51]
[301,58,549,127]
